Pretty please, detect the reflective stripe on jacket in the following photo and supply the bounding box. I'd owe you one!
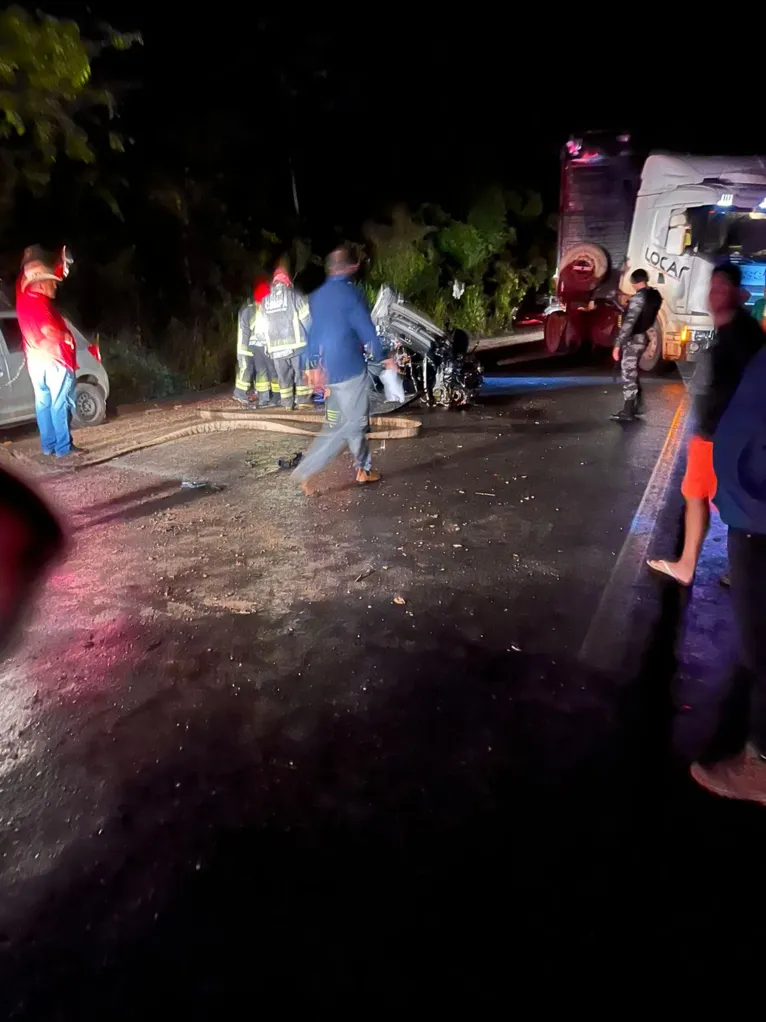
[253,282,310,358]
[236,300,255,356]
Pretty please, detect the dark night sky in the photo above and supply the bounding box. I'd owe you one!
[10,1,762,263]
[54,5,762,231]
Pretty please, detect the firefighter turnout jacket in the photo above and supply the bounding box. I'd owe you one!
[236,299,256,356]
[253,281,310,359]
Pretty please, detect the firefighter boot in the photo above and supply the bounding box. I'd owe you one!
[610,398,637,422]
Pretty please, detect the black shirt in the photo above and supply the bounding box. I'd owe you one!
[695,308,765,440]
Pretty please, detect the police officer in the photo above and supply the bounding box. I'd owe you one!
[254,263,312,409]
[611,268,662,421]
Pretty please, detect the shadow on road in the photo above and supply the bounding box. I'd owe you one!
[75,484,220,531]
[0,585,677,1017]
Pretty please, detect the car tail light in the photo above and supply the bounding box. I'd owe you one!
[87,342,102,363]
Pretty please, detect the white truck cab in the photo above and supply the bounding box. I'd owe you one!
[548,137,766,369]
[621,153,766,364]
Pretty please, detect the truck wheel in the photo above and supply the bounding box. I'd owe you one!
[544,311,567,354]
[639,322,666,374]
[72,381,107,427]
[559,243,609,290]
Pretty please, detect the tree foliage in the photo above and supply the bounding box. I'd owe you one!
[0,6,555,404]
[0,6,140,210]
[364,190,553,335]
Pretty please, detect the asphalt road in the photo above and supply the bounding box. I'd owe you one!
[0,361,689,1014]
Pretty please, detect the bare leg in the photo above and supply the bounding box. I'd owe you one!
[648,497,710,585]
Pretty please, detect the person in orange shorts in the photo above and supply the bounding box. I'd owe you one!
[648,264,764,585]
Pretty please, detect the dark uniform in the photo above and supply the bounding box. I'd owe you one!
[254,277,312,408]
[612,285,662,418]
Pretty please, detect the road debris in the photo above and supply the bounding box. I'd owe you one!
[475,492,495,497]
[393,596,406,606]
[180,481,222,491]
[277,451,303,470]
[354,568,375,583]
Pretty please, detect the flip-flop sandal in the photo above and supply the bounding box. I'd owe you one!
[646,559,692,587]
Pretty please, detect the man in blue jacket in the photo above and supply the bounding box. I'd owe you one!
[691,345,766,802]
[293,246,390,493]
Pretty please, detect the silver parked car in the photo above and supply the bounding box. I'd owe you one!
[0,310,110,428]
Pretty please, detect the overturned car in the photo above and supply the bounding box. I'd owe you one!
[370,285,483,409]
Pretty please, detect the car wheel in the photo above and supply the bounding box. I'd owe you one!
[639,322,667,374]
[72,381,107,427]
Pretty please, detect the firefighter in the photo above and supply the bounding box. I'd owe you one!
[610,268,662,421]
[233,284,258,405]
[249,278,281,407]
[254,264,312,409]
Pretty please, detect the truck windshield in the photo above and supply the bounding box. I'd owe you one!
[688,207,766,261]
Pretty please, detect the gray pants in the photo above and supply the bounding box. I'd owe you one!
[621,334,647,401]
[293,371,371,482]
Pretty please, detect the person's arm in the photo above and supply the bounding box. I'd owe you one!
[306,294,321,362]
[612,291,644,356]
[295,292,311,345]
[236,304,252,353]
[349,289,383,361]
[43,306,75,354]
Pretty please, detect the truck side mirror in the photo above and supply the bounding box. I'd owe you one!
[666,225,686,257]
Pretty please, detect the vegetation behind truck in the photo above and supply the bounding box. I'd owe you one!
[546,135,766,370]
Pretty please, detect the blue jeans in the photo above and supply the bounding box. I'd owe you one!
[28,360,75,456]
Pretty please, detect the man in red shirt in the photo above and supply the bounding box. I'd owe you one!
[15,249,80,457]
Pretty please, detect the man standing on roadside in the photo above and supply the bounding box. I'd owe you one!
[610,268,662,422]
[647,263,764,585]
[292,246,388,494]
[15,248,81,458]
[690,342,766,802]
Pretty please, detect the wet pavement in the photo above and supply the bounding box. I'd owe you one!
[0,359,741,1014]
